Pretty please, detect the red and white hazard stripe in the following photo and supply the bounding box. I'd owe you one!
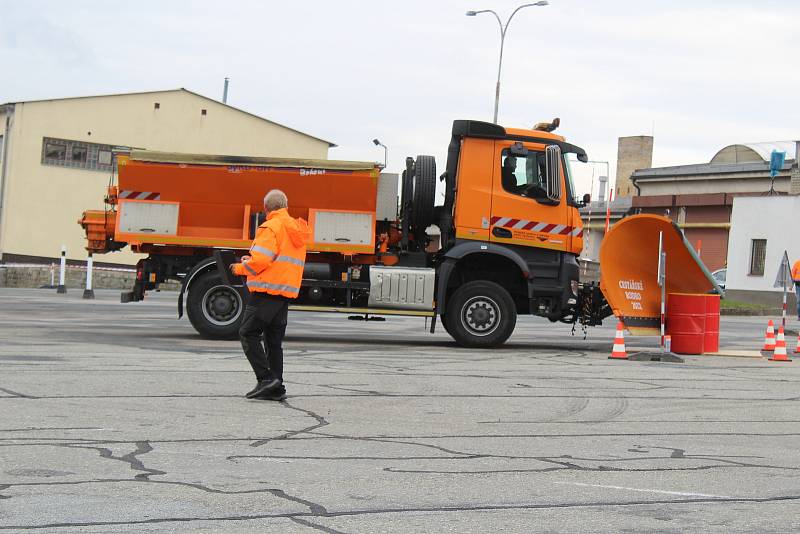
[119,190,161,201]
[490,216,583,237]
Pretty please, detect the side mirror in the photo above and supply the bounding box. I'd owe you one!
[544,145,562,202]
[582,193,591,205]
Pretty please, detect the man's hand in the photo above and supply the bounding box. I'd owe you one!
[230,256,251,275]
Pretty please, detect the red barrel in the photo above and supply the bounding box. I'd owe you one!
[666,293,707,355]
[704,294,721,353]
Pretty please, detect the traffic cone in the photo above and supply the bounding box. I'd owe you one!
[609,322,628,360]
[794,331,800,354]
[762,320,776,351]
[770,326,792,362]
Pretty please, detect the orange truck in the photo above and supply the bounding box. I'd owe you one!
[79,119,721,347]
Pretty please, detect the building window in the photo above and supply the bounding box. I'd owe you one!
[749,239,767,276]
[44,141,67,162]
[41,137,114,172]
[98,149,112,166]
[71,145,88,164]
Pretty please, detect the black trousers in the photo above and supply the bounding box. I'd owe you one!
[238,292,289,383]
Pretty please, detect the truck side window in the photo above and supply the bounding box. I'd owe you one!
[500,149,548,201]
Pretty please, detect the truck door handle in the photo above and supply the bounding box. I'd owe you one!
[492,227,512,238]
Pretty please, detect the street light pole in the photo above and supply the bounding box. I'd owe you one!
[467,2,548,124]
[373,139,388,169]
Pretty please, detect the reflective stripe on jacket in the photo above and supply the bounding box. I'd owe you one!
[232,208,310,298]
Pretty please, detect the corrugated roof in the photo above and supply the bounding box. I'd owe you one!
[0,88,336,147]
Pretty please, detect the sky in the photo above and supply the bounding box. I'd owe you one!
[2,0,799,199]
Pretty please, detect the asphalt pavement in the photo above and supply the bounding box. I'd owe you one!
[2,288,800,533]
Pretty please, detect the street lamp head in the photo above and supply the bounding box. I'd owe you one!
[466,10,477,16]
[372,139,381,146]
[534,1,548,5]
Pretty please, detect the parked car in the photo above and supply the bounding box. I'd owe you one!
[711,268,726,290]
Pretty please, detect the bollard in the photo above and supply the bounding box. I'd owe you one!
[50,263,55,288]
[83,252,95,299]
[57,245,67,294]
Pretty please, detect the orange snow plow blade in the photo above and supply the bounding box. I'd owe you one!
[599,214,723,336]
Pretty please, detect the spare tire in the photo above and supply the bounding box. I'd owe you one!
[412,155,436,232]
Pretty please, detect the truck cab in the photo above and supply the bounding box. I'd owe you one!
[432,120,592,346]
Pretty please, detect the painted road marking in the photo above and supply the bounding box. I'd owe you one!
[556,482,731,499]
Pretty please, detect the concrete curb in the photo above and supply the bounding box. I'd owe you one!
[721,308,783,316]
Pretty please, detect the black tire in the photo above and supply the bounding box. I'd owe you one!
[186,270,245,340]
[445,281,517,348]
[412,155,436,232]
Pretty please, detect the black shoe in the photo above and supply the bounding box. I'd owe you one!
[245,378,281,399]
[255,390,287,401]
[245,382,261,398]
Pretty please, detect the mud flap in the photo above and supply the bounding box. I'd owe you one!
[599,214,723,336]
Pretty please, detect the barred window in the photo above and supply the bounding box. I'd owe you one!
[44,141,66,161]
[749,239,767,276]
[71,145,87,163]
[41,137,114,172]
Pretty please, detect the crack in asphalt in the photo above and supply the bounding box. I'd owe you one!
[0,438,331,519]
[0,386,38,399]
[249,400,330,447]
[1,494,799,530]
[66,441,166,480]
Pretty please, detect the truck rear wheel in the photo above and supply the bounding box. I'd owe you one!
[445,281,516,348]
[186,270,244,340]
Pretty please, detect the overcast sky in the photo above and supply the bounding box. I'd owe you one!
[3,0,799,197]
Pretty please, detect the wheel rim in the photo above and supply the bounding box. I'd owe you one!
[460,295,501,337]
[201,285,242,326]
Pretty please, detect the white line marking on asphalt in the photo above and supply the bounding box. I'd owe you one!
[556,482,731,499]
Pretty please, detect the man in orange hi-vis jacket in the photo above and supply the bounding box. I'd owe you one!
[793,258,800,320]
[231,190,309,401]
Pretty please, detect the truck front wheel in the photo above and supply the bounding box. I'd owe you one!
[445,281,516,348]
[186,271,244,340]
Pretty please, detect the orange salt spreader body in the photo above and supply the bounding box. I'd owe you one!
[83,151,382,255]
[599,214,723,335]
